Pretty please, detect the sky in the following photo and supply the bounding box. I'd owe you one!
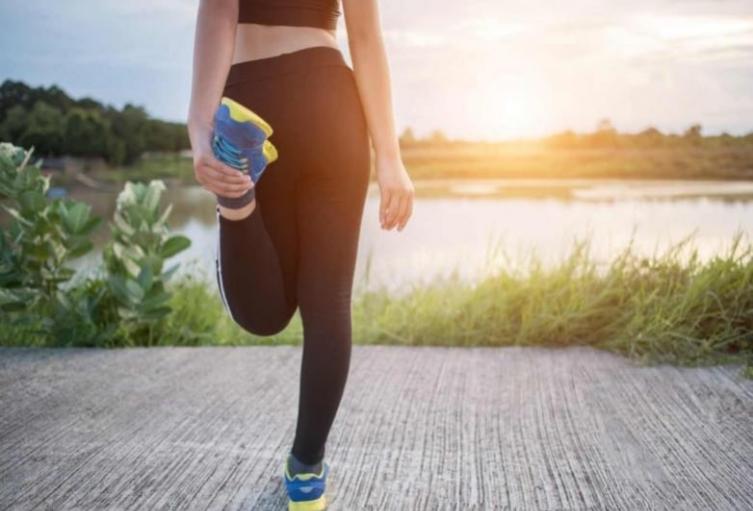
[1,0,752,141]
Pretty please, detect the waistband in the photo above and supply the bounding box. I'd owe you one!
[226,46,348,86]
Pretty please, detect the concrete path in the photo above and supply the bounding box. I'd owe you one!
[0,346,752,511]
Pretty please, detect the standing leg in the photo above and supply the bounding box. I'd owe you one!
[289,66,372,465]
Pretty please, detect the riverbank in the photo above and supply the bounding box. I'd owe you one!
[3,232,751,376]
[49,144,753,192]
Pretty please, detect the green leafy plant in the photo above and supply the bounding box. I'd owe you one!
[0,143,100,326]
[0,142,190,346]
[102,180,191,342]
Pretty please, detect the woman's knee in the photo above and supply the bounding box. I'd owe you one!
[233,306,295,336]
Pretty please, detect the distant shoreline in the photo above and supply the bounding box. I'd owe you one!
[39,144,753,194]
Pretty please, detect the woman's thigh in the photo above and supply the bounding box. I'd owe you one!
[218,54,370,324]
[221,74,304,308]
[292,65,371,326]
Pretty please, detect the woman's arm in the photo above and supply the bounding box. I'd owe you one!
[187,0,252,199]
[343,0,414,231]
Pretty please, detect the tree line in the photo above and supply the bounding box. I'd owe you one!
[400,119,753,149]
[3,79,751,167]
[0,80,190,166]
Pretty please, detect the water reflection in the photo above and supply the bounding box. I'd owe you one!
[62,179,753,294]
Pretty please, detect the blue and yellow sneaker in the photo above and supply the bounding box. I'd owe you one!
[283,459,330,511]
[212,96,278,183]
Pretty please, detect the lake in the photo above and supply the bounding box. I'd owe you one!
[68,178,753,295]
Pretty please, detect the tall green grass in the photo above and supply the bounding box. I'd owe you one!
[4,231,751,375]
[167,232,753,374]
[353,233,752,371]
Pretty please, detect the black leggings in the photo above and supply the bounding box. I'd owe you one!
[213,47,371,465]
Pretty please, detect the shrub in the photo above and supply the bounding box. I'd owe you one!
[0,142,190,346]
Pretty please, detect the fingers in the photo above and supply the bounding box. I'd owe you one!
[381,187,414,231]
[207,171,254,197]
[380,188,399,229]
[396,191,413,232]
[194,155,253,198]
[385,193,401,229]
[208,155,251,185]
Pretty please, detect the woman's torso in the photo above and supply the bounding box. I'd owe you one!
[232,24,338,64]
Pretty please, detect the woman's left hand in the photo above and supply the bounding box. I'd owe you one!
[376,155,414,231]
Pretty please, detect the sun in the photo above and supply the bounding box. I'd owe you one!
[475,80,550,140]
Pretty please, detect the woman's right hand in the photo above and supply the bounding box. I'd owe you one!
[190,124,254,198]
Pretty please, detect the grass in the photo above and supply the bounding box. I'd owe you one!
[350,232,752,371]
[91,153,195,185]
[7,231,746,373]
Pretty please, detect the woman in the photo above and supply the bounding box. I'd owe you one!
[187,0,414,508]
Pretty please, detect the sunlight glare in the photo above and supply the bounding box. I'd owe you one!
[478,80,550,139]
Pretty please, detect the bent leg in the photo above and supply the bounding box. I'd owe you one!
[215,162,300,335]
[214,56,302,337]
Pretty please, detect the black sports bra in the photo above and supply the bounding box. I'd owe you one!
[239,0,341,31]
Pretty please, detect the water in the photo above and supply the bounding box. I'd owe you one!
[67,179,753,294]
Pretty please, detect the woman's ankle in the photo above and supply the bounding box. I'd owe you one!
[218,199,256,221]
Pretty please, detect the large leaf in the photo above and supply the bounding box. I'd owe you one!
[140,290,171,311]
[62,202,93,235]
[161,235,191,259]
[112,213,136,237]
[143,180,166,215]
[156,203,173,229]
[18,190,46,213]
[162,263,180,282]
[108,275,132,303]
[124,278,145,302]
[80,216,102,236]
[136,264,154,291]
[67,239,94,259]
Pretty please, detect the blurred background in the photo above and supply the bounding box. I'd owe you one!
[1,0,752,296]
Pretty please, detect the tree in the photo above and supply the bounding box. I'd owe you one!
[399,127,416,145]
[0,80,73,121]
[19,101,65,156]
[106,104,147,164]
[1,80,191,164]
[0,80,33,120]
[683,123,702,146]
[143,120,189,152]
[64,108,110,157]
[0,105,28,142]
[596,118,615,133]
[636,126,664,147]
[590,118,618,147]
[428,129,448,144]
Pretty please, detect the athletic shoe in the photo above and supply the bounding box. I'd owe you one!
[283,459,330,511]
[212,96,278,183]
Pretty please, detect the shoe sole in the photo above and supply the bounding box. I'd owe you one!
[288,495,327,511]
[221,97,274,137]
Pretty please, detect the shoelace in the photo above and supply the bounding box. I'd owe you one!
[212,134,251,171]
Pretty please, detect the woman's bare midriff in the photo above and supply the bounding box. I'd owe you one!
[232,23,339,64]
